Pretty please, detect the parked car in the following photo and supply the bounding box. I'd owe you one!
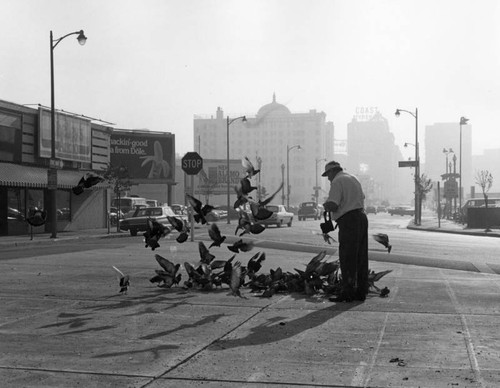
[119,205,176,236]
[376,206,387,213]
[257,204,293,227]
[297,201,321,220]
[365,206,377,214]
[217,205,240,220]
[388,206,415,216]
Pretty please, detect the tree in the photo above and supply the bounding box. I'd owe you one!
[103,165,132,232]
[417,173,433,201]
[475,170,493,209]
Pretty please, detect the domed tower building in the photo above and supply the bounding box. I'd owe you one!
[193,94,334,209]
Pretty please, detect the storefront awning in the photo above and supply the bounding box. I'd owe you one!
[0,162,110,189]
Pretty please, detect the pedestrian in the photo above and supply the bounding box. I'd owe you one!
[322,161,368,302]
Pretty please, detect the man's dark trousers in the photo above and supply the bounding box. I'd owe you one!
[336,209,369,297]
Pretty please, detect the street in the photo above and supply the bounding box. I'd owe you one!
[3,212,499,275]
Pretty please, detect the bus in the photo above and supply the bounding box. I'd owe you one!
[111,197,147,214]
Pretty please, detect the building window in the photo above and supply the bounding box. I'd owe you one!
[0,110,22,163]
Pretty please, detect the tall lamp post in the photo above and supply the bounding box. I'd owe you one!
[459,117,469,213]
[226,115,246,224]
[442,148,454,219]
[315,158,326,204]
[286,144,302,209]
[395,108,420,225]
[49,29,87,238]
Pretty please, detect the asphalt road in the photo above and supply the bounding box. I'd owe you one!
[2,212,499,274]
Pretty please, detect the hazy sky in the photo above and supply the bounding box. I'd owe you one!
[2,0,499,161]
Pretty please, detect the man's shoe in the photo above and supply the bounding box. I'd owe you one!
[329,294,353,303]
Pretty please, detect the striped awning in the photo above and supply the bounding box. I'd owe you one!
[0,162,110,189]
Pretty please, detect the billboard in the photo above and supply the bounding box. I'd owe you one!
[194,159,246,196]
[39,108,92,162]
[110,130,175,183]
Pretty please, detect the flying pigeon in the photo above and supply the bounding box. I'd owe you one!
[368,269,393,292]
[208,223,226,248]
[150,254,181,287]
[199,241,216,264]
[186,193,215,224]
[167,216,190,243]
[227,239,254,253]
[242,156,260,178]
[112,265,130,294]
[373,233,392,253]
[72,172,105,195]
[229,260,245,298]
[247,252,266,276]
[143,218,170,250]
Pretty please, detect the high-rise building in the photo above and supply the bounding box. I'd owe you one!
[346,111,412,205]
[425,122,472,198]
[193,94,334,207]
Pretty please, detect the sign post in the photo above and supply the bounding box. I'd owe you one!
[182,152,203,241]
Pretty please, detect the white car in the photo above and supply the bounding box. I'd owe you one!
[257,204,294,228]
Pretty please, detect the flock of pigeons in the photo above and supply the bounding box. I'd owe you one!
[109,157,392,299]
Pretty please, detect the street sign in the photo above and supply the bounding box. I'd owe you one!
[49,158,63,169]
[398,160,418,168]
[182,152,203,175]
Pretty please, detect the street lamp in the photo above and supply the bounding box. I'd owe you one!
[395,108,420,225]
[315,158,326,204]
[226,115,246,224]
[286,144,302,210]
[442,148,454,175]
[49,29,87,238]
[459,117,469,213]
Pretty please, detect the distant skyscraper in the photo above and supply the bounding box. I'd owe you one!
[193,94,334,206]
[347,111,411,204]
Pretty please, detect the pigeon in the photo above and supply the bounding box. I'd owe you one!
[368,269,393,292]
[242,156,260,178]
[150,254,181,287]
[72,172,105,195]
[143,218,170,250]
[239,177,257,195]
[227,239,254,253]
[208,223,226,248]
[186,193,215,224]
[229,261,245,298]
[235,211,266,236]
[112,266,130,294]
[373,233,392,253]
[247,252,266,276]
[198,241,216,265]
[167,216,190,243]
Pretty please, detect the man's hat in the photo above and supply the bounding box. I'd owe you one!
[321,160,342,176]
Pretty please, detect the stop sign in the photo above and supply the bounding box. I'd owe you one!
[182,152,203,175]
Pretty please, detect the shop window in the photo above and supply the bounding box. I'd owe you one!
[57,190,71,220]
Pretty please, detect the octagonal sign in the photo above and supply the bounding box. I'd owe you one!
[182,152,203,175]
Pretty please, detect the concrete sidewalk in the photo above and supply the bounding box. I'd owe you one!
[0,224,500,387]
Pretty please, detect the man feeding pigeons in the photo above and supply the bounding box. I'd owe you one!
[322,160,369,303]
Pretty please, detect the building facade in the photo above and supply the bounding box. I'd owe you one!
[346,111,412,205]
[0,99,176,236]
[193,94,335,208]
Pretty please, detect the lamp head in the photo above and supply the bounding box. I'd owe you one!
[77,30,87,46]
[297,145,302,150]
[242,116,247,122]
[460,116,469,125]
[395,109,401,117]
[404,142,409,148]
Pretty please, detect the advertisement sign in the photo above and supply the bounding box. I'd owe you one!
[110,130,175,183]
[194,159,246,196]
[39,108,91,162]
